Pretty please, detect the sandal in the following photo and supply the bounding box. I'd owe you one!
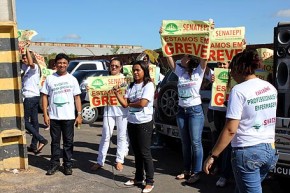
[115,162,123,171]
[176,171,191,180]
[35,139,48,155]
[90,163,102,171]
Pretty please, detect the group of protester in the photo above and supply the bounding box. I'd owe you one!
[21,28,279,192]
[21,46,157,192]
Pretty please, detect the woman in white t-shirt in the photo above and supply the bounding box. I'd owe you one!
[165,54,207,184]
[113,61,155,193]
[90,58,129,171]
[204,49,278,193]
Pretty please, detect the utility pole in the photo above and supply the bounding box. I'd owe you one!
[0,0,28,169]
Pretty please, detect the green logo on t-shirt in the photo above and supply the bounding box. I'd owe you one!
[54,96,69,107]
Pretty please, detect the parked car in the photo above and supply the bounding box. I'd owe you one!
[68,59,109,74]
[153,66,215,149]
[72,69,109,124]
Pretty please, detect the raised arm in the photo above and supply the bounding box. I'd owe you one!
[25,41,35,68]
[166,56,176,71]
[159,27,176,70]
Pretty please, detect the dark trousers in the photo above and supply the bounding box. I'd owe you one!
[50,119,75,167]
[128,121,154,185]
[24,96,45,149]
[213,110,232,179]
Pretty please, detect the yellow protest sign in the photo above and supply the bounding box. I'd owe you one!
[211,68,237,107]
[211,68,229,107]
[160,20,213,58]
[31,51,56,89]
[209,27,246,62]
[17,29,38,55]
[255,48,274,82]
[87,75,132,107]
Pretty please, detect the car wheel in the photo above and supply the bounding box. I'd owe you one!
[157,82,178,124]
[81,103,98,124]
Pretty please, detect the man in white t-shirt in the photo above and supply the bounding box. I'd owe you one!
[41,53,82,176]
[22,46,48,155]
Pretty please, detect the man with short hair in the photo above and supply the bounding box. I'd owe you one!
[22,44,48,154]
[41,53,82,175]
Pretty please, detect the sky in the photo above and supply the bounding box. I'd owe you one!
[15,0,290,50]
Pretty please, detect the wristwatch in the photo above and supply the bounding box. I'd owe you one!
[77,112,82,116]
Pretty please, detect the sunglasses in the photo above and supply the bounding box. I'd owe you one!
[110,65,121,68]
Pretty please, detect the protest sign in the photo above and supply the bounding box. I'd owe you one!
[208,27,246,62]
[211,68,229,107]
[255,48,274,82]
[87,75,132,107]
[211,68,237,107]
[160,20,213,58]
[30,51,55,88]
[17,30,37,54]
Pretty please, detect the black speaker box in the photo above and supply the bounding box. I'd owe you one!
[274,22,290,91]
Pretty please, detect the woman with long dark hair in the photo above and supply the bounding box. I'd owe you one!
[204,49,278,193]
[113,60,155,193]
[166,54,207,184]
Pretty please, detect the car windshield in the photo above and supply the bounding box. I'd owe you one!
[67,61,79,73]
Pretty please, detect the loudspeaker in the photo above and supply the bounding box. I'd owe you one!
[274,22,290,91]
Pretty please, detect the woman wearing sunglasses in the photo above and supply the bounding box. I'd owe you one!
[91,58,129,171]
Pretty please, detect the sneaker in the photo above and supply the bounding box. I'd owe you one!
[216,177,227,187]
[142,185,154,193]
[124,179,145,186]
[186,174,200,184]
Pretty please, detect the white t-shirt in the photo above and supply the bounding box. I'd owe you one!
[226,78,277,147]
[41,72,81,120]
[22,64,40,98]
[125,82,154,124]
[174,64,205,107]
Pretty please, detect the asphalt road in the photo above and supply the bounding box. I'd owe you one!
[0,114,287,193]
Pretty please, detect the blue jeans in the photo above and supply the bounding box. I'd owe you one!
[231,143,279,193]
[24,96,46,149]
[176,105,204,174]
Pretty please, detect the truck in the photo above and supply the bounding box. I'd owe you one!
[67,59,109,74]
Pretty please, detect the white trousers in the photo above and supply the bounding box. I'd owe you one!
[97,115,129,166]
